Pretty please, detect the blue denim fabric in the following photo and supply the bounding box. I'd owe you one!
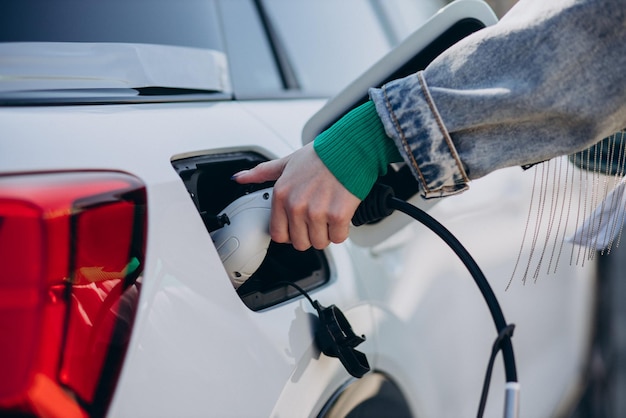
[370,0,626,198]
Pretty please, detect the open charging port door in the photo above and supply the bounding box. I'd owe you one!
[172,151,330,311]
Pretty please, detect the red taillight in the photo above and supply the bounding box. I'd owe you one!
[0,171,147,417]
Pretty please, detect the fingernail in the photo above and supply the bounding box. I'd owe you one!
[230,170,248,180]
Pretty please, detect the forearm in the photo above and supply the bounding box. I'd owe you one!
[371,0,626,198]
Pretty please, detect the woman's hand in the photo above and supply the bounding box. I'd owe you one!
[233,143,361,251]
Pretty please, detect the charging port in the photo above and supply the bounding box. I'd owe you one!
[172,151,330,311]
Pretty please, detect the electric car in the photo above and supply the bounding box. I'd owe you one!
[0,1,597,417]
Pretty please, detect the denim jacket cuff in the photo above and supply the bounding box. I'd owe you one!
[369,71,469,198]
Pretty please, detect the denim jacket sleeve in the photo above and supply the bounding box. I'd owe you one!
[369,0,626,198]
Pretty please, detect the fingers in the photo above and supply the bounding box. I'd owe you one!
[303,203,353,249]
[269,185,319,250]
[327,207,352,244]
[232,158,287,184]
[267,187,291,245]
[271,171,360,251]
[231,143,361,251]
[306,212,332,250]
[270,198,344,251]
[286,200,333,251]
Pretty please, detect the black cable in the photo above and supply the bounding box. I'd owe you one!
[388,197,517,378]
[353,184,517,417]
[478,324,516,417]
[276,280,319,313]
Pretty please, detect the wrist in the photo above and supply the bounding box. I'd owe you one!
[314,100,401,200]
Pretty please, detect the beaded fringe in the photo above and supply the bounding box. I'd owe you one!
[508,131,626,289]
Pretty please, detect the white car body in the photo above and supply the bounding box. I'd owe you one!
[0,1,595,417]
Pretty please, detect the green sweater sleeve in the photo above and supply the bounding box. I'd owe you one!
[314,100,401,200]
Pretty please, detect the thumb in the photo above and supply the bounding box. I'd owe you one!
[232,157,287,184]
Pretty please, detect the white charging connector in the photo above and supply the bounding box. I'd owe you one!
[210,188,273,289]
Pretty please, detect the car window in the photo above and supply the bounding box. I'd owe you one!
[261,0,446,96]
[0,0,223,50]
[262,0,392,96]
[0,0,446,100]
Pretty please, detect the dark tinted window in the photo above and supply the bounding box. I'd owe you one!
[0,0,223,50]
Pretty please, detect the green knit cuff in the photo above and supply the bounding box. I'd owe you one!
[314,100,401,200]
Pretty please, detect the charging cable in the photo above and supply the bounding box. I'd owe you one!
[214,182,520,417]
[353,183,519,418]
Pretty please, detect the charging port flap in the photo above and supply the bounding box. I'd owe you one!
[172,151,330,311]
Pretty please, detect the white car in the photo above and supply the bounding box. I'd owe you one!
[0,1,597,417]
